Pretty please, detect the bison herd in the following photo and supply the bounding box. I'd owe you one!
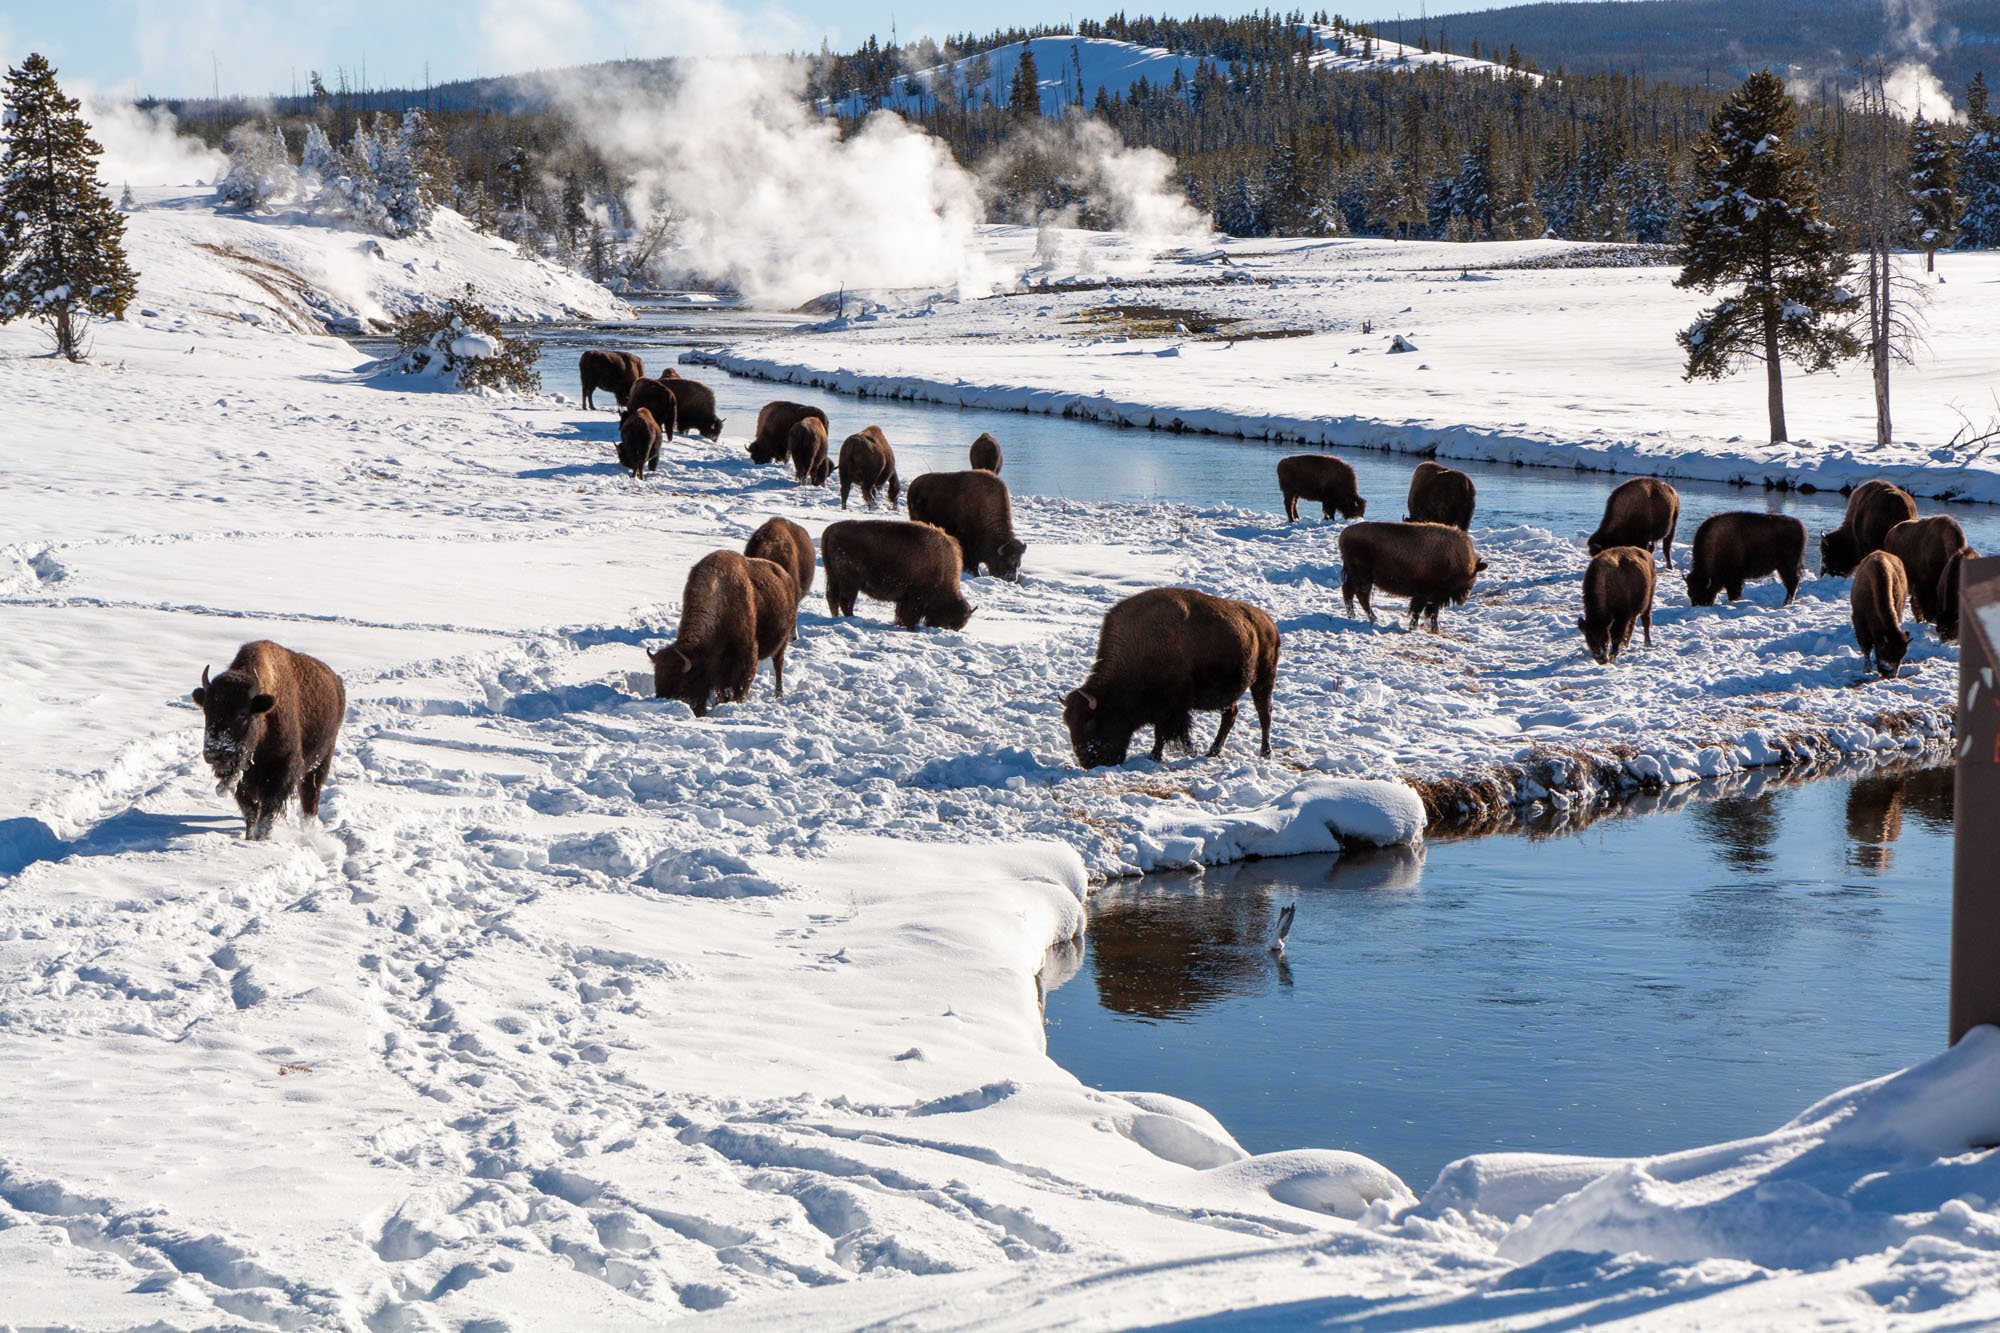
[184,358,1978,839]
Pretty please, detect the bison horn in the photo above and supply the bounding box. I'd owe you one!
[201,665,211,686]
[1077,690,1098,711]
[673,646,691,669]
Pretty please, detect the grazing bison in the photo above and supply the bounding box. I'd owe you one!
[617,405,662,480]
[1851,550,1912,679]
[649,550,796,716]
[821,519,972,630]
[789,417,833,485]
[1579,546,1656,664]
[629,375,725,441]
[579,350,643,409]
[745,515,815,611]
[623,378,679,441]
[905,470,1027,581]
[1937,545,1978,643]
[1587,478,1680,568]
[969,432,1003,474]
[1063,587,1279,768]
[1405,460,1476,529]
[1820,480,1918,576]
[1277,454,1367,522]
[1882,514,1968,624]
[1684,512,1807,606]
[1338,521,1486,631]
[751,400,828,465]
[190,640,346,841]
[838,425,901,510]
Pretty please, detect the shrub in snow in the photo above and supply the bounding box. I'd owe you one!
[384,286,539,393]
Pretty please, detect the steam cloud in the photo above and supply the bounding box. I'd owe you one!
[81,91,226,189]
[1879,0,1957,121]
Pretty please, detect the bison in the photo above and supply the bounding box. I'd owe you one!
[745,515,815,610]
[579,350,643,409]
[1587,478,1680,568]
[751,400,828,465]
[649,550,796,716]
[1684,512,1806,606]
[838,425,901,510]
[1937,545,1979,644]
[1277,454,1366,523]
[617,405,662,480]
[821,519,972,630]
[629,374,725,441]
[1405,460,1476,529]
[1063,587,1279,768]
[969,432,1003,474]
[1338,521,1486,631]
[905,469,1027,581]
[1881,514,1967,624]
[623,378,678,441]
[190,639,346,841]
[1820,480,1918,576]
[1851,550,1912,679]
[1579,546,1656,664]
[789,417,833,485]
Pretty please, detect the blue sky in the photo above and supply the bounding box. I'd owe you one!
[1,0,1536,98]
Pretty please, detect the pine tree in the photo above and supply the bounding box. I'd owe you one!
[1956,75,2000,249]
[1674,69,1859,444]
[0,54,139,361]
[1008,43,1042,124]
[217,122,295,210]
[377,110,438,236]
[1905,112,1957,271]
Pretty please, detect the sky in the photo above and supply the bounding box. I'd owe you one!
[0,0,1554,99]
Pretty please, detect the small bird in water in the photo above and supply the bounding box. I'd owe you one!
[1270,901,1297,954]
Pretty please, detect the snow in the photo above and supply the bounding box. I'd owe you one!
[0,199,1994,1329]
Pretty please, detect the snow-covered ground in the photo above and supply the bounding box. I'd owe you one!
[1,200,1994,1329]
[697,226,2000,505]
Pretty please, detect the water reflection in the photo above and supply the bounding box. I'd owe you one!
[1846,777,1908,873]
[1693,792,1783,874]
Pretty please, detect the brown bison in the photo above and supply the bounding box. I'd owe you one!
[1338,521,1486,631]
[1063,587,1279,768]
[649,550,796,716]
[789,417,833,485]
[745,516,815,610]
[905,470,1027,581]
[1587,478,1680,568]
[1277,454,1366,522]
[1405,460,1475,529]
[629,375,725,441]
[1851,550,1912,679]
[623,378,678,441]
[839,425,901,510]
[751,400,828,465]
[1684,512,1806,606]
[1881,514,1967,624]
[970,432,1003,474]
[1820,480,1917,576]
[617,405,661,480]
[1579,546,1656,664]
[579,350,643,409]
[1936,545,1979,643]
[822,519,972,630]
[190,640,346,841]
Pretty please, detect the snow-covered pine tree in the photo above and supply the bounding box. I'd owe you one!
[0,53,139,361]
[298,124,337,192]
[217,122,295,210]
[1905,112,1957,271]
[1674,68,1858,444]
[1956,75,2000,249]
[377,110,438,236]
[1260,141,1313,235]
[1008,44,1042,124]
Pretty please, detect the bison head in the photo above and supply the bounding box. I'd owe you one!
[1821,530,1859,577]
[1577,615,1617,666]
[1684,568,1721,606]
[991,539,1028,582]
[190,664,274,788]
[649,643,713,717]
[923,593,975,632]
[1063,689,1132,769]
[1874,628,1913,679]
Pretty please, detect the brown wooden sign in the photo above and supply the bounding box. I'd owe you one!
[1952,555,2000,1045]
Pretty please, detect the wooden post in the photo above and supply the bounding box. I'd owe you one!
[1951,555,2000,1044]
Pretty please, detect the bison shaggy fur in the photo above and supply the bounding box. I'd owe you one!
[751,400,828,465]
[821,519,972,630]
[1881,514,1967,624]
[1063,587,1279,768]
[1684,512,1806,606]
[789,417,833,485]
[650,550,796,716]
[1338,521,1486,631]
[1405,460,1476,529]
[579,350,643,409]
[969,432,1003,474]
[1587,478,1680,568]
[1821,480,1918,576]
[1937,545,1979,643]
[1579,546,1656,664]
[838,425,901,510]
[617,405,662,480]
[1277,454,1366,522]
[191,639,347,840]
[629,374,725,441]
[623,378,679,441]
[745,516,815,610]
[1851,550,1912,679]
[905,469,1027,581]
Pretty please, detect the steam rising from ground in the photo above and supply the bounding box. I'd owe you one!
[1879,0,1957,121]
[82,92,226,190]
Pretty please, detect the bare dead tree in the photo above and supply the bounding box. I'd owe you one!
[1851,65,1933,449]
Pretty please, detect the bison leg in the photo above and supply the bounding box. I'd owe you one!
[1206,702,1239,758]
[1283,491,1299,523]
[1726,580,1743,602]
[840,477,852,509]
[1781,565,1800,605]
[1252,685,1273,759]
[300,754,333,820]
[1354,581,1376,624]
[582,382,594,409]
[1641,602,1654,647]
[771,644,786,698]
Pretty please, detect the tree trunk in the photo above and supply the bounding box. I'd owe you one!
[1763,309,1788,444]
[1870,243,1892,448]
